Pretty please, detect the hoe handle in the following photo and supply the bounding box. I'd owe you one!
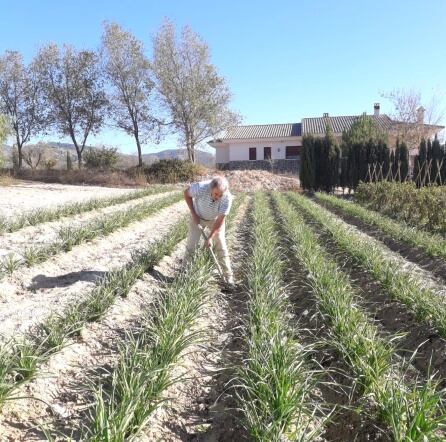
[198,225,226,282]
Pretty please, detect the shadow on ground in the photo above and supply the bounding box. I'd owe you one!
[29,270,107,290]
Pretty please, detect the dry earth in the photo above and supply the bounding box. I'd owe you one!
[0,181,135,219]
[0,197,187,342]
[0,190,175,260]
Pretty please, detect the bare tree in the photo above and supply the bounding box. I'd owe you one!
[381,88,444,146]
[0,51,45,169]
[33,44,108,168]
[153,20,240,162]
[102,22,159,167]
[22,143,44,170]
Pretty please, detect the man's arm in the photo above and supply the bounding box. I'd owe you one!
[184,187,200,224]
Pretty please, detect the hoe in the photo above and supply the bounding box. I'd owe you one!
[197,224,228,285]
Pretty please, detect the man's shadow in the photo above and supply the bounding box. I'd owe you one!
[29,270,107,290]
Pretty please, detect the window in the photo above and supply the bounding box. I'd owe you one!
[286,146,300,160]
[249,147,257,161]
[264,146,271,160]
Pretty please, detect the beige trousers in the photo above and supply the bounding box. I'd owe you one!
[185,216,233,279]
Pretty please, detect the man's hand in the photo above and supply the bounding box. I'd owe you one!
[204,237,212,248]
[192,212,200,225]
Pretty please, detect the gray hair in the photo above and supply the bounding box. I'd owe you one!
[210,176,229,193]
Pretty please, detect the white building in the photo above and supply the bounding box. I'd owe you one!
[208,123,302,174]
[208,104,444,174]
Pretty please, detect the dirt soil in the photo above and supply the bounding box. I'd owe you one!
[0,190,175,260]
[0,198,187,343]
[0,181,137,219]
[0,200,249,441]
[203,170,300,192]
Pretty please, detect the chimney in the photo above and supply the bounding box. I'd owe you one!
[323,112,329,117]
[417,106,425,124]
[374,103,380,116]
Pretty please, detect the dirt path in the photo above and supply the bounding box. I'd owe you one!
[0,182,135,219]
[0,236,188,441]
[0,190,175,260]
[140,199,250,442]
[0,199,187,342]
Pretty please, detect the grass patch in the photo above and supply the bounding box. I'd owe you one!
[289,192,446,338]
[236,192,327,441]
[275,192,446,441]
[316,192,446,262]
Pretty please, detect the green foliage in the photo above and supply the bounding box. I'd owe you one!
[84,146,119,170]
[339,116,390,190]
[355,181,446,235]
[285,192,446,441]
[316,192,446,262]
[143,158,206,184]
[392,140,409,181]
[341,115,388,146]
[299,129,340,192]
[236,193,325,441]
[0,115,9,167]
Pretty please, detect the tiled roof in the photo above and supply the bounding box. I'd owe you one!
[302,114,394,135]
[218,123,302,140]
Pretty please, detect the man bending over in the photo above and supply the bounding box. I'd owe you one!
[184,176,234,285]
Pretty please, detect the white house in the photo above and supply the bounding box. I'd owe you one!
[208,123,302,174]
[208,103,444,174]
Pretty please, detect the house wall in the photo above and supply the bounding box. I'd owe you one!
[225,138,302,162]
[215,145,229,164]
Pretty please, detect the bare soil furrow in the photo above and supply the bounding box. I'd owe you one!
[0,240,187,441]
[0,183,136,219]
[0,190,175,259]
[0,200,188,341]
[141,199,250,442]
[298,201,446,386]
[318,199,446,282]
[271,198,389,442]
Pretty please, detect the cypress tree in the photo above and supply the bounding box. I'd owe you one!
[431,135,442,184]
[426,138,433,184]
[399,141,409,181]
[300,135,316,190]
[390,150,395,180]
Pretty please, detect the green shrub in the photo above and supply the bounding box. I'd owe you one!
[84,146,119,170]
[143,158,206,184]
[355,181,446,234]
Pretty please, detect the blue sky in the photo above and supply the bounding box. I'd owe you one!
[1,0,445,154]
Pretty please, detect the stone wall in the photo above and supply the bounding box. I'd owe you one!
[216,159,299,175]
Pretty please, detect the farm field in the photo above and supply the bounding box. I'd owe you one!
[0,183,445,441]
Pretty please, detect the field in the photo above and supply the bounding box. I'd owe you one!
[0,182,445,441]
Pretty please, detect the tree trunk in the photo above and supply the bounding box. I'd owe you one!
[188,142,195,163]
[16,135,23,170]
[135,135,143,167]
[77,151,82,169]
[68,129,82,169]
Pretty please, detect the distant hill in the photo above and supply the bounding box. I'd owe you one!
[0,142,215,169]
